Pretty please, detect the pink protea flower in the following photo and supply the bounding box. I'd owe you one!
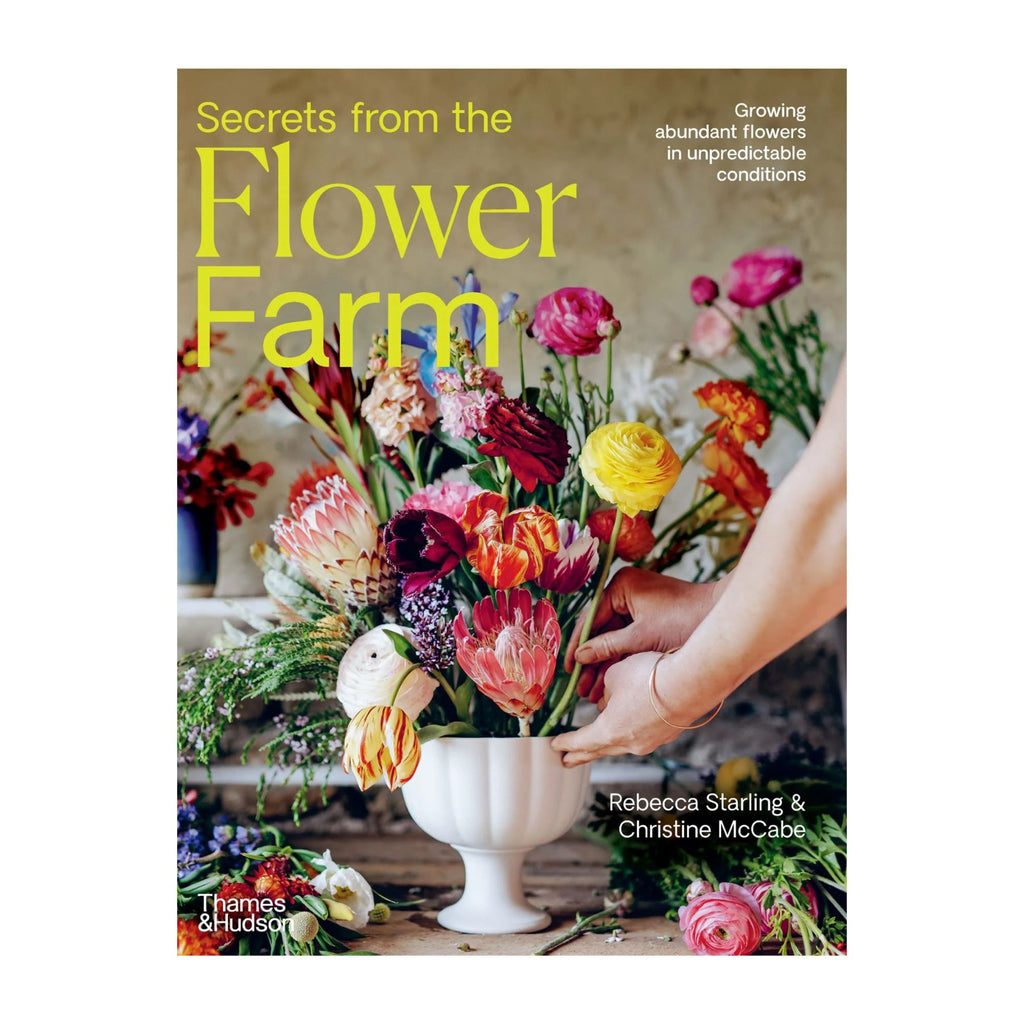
[536,519,599,594]
[271,475,396,608]
[746,880,820,935]
[453,588,561,723]
[678,883,763,956]
[401,480,484,524]
[360,357,437,447]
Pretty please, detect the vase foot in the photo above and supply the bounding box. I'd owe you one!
[177,583,216,598]
[437,900,551,935]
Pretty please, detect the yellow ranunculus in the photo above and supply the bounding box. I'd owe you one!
[578,422,682,518]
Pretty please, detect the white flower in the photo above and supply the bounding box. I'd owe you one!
[311,849,375,929]
[336,625,436,720]
[610,356,681,431]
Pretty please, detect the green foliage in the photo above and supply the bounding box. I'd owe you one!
[177,616,351,772]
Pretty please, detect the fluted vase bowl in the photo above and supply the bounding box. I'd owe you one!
[401,736,591,934]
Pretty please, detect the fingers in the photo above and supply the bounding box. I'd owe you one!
[550,724,625,767]
[562,568,639,672]
[576,623,643,665]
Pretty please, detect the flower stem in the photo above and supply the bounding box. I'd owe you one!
[516,320,526,398]
[430,669,459,708]
[533,901,626,955]
[577,479,590,528]
[388,665,420,706]
[678,426,719,470]
[538,507,623,736]
[652,490,718,546]
[604,339,614,423]
[404,436,424,489]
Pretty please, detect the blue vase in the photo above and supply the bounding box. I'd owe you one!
[177,504,218,596]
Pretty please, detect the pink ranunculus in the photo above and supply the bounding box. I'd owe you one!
[690,276,719,306]
[725,247,803,308]
[453,588,561,720]
[689,301,742,359]
[677,883,763,956]
[536,519,599,594]
[685,879,714,901]
[529,287,620,357]
[402,481,484,524]
[746,880,820,935]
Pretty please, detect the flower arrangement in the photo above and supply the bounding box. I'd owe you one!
[176,791,388,955]
[178,264,827,817]
[676,246,827,441]
[177,326,281,529]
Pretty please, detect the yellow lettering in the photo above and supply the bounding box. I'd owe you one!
[386,292,499,368]
[466,183,530,259]
[300,182,376,259]
[263,292,328,367]
[195,147,270,258]
[195,266,260,366]
[376,185,470,258]
[534,182,577,257]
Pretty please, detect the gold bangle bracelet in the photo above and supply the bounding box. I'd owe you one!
[647,647,725,731]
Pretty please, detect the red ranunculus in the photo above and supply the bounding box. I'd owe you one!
[725,247,802,308]
[587,509,657,562]
[529,287,620,357]
[383,508,468,596]
[478,398,570,492]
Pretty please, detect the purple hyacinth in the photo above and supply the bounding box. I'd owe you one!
[400,579,456,671]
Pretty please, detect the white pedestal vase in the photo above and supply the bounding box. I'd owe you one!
[401,736,591,935]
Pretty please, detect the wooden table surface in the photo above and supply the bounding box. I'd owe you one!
[298,831,692,956]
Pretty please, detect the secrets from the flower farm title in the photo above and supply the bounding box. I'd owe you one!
[191,142,580,370]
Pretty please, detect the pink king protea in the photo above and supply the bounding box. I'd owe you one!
[271,475,396,608]
[453,588,561,728]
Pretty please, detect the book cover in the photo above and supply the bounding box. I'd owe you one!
[177,68,846,956]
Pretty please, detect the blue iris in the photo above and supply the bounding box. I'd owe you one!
[398,271,518,396]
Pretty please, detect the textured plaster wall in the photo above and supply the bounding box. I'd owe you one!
[178,68,846,596]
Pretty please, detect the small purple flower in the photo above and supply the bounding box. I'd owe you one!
[178,406,209,461]
[400,580,457,671]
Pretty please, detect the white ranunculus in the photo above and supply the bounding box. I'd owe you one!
[311,849,375,929]
[336,625,436,720]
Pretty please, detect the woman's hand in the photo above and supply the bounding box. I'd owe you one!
[564,567,726,703]
[550,651,686,766]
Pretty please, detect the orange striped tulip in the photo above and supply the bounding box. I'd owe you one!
[342,705,421,791]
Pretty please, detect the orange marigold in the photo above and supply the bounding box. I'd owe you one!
[694,379,771,448]
[701,438,772,522]
[587,509,657,562]
[245,855,316,903]
[177,917,233,956]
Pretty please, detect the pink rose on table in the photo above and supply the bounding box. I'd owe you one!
[529,287,620,357]
[746,880,820,935]
[725,247,803,308]
[690,276,719,306]
[678,883,763,956]
[689,300,742,359]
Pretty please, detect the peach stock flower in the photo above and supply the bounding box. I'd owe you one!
[361,357,437,447]
[578,422,682,518]
[694,379,771,448]
[461,492,560,590]
[453,588,561,722]
[342,705,422,791]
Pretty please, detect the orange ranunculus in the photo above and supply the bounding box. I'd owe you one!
[701,438,772,522]
[342,705,421,791]
[177,917,233,956]
[694,379,771,449]
[461,493,560,589]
